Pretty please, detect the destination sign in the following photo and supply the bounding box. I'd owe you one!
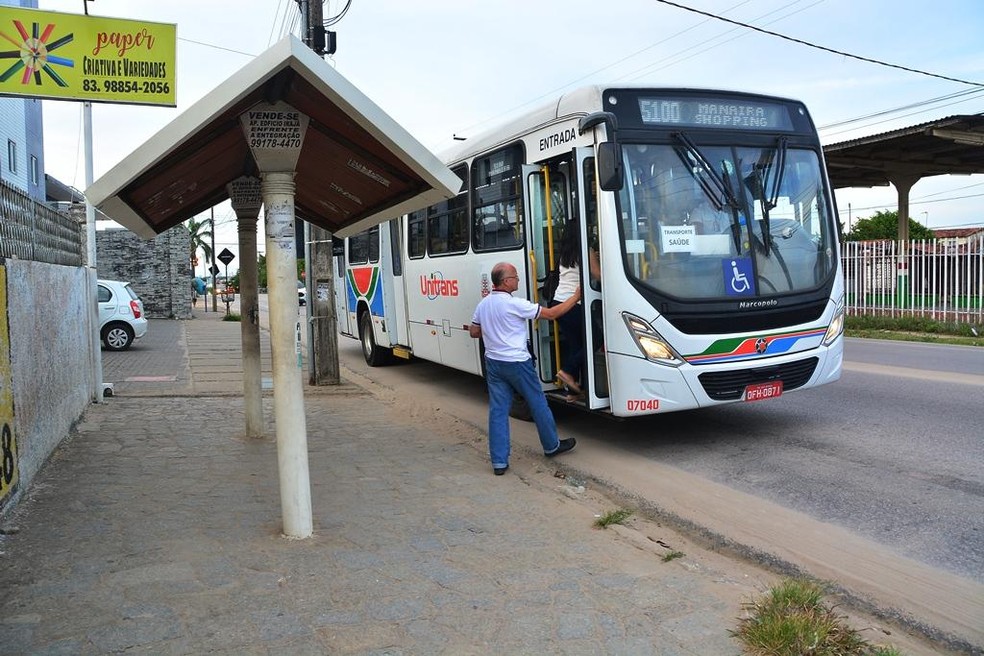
[637,97,794,131]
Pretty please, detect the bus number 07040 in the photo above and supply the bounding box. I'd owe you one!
[626,399,660,412]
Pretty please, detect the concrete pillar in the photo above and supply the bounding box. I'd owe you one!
[242,101,312,538]
[228,177,264,438]
[263,172,312,538]
[892,175,919,244]
[890,174,920,309]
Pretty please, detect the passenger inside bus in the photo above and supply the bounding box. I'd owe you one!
[550,225,601,401]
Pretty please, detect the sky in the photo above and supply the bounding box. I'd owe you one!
[33,0,984,274]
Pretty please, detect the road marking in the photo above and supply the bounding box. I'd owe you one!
[125,376,177,382]
[842,361,984,386]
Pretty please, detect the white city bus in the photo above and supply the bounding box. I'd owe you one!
[332,85,844,417]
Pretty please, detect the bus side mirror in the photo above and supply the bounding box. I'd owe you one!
[598,142,624,192]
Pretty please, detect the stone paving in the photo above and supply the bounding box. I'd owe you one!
[0,310,775,654]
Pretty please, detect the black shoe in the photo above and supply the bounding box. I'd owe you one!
[493,466,509,476]
[545,438,576,457]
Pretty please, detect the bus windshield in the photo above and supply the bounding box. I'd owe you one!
[617,141,836,301]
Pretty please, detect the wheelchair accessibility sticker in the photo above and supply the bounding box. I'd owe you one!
[723,257,756,296]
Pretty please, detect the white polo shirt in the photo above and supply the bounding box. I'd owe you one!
[471,290,541,362]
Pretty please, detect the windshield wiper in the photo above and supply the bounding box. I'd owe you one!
[752,137,788,256]
[672,132,744,250]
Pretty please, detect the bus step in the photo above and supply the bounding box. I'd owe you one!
[392,346,412,360]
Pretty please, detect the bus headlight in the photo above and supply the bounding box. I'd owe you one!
[823,297,845,346]
[623,313,684,366]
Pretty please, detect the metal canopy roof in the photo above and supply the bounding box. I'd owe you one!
[823,114,984,189]
[87,36,459,239]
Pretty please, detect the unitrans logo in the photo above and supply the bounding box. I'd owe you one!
[420,273,458,300]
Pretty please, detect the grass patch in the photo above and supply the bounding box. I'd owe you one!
[222,312,242,322]
[733,578,903,656]
[594,508,632,528]
[846,315,983,347]
[661,550,685,562]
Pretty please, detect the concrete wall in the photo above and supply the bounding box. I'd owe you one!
[97,227,193,319]
[1,259,91,513]
[0,215,193,515]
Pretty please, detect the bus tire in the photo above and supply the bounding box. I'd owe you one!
[359,311,392,367]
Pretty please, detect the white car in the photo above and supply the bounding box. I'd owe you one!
[98,279,148,350]
[298,280,307,306]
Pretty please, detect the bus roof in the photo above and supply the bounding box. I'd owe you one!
[439,86,605,165]
[437,84,807,167]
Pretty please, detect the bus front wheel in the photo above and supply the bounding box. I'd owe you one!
[359,312,392,366]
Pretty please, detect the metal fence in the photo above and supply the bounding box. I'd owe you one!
[0,179,84,266]
[842,235,984,324]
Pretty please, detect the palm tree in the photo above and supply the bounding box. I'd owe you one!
[186,216,213,276]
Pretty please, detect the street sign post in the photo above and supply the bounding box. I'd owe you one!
[217,249,236,315]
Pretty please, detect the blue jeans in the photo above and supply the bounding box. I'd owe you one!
[485,357,562,469]
[552,301,585,380]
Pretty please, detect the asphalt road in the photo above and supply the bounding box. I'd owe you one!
[584,337,984,583]
[329,328,983,583]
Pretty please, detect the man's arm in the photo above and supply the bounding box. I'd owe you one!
[468,323,482,339]
[538,286,581,321]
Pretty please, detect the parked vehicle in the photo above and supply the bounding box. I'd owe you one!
[298,280,307,306]
[98,279,148,350]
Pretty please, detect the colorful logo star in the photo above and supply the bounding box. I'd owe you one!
[1,18,73,86]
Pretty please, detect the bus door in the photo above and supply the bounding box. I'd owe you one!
[575,146,610,410]
[332,237,353,336]
[522,163,562,390]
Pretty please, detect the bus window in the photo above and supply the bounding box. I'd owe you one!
[582,157,601,292]
[347,225,380,265]
[349,230,369,264]
[389,220,402,276]
[472,143,524,251]
[368,225,380,263]
[408,210,426,259]
[430,164,469,255]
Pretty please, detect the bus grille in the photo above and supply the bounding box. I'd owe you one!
[698,357,819,401]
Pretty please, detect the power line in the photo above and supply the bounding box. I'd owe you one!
[449,0,799,139]
[323,0,353,26]
[623,0,823,82]
[836,192,984,214]
[819,89,984,131]
[820,93,984,140]
[177,37,255,58]
[652,0,984,87]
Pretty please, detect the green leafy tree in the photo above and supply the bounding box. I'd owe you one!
[186,216,213,275]
[257,254,267,289]
[254,254,304,290]
[845,210,935,241]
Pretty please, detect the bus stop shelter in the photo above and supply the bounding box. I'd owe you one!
[86,35,460,538]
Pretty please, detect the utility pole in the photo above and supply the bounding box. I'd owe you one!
[301,0,341,385]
